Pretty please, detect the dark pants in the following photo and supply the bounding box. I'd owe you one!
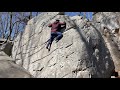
[46,31,63,49]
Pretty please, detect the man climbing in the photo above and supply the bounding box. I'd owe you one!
[46,19,66,51]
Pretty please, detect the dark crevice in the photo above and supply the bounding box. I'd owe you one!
[65,43,73,48]
[33,67,44,71]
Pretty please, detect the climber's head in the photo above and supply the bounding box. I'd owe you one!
[56,19,60,22]
[54,19,60,24]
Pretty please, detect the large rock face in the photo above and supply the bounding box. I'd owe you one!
[0,39,33,78]
[93,12,120,72]
[12,12,115,78]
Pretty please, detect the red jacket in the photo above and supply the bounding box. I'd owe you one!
[48,21,66,32]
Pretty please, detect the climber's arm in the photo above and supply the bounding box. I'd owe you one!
[60,22,66,25]
[60,22,66,28]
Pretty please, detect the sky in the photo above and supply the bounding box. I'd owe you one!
[65,12,93,20]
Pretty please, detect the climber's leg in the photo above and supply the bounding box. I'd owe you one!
[55,32,63,42]
[46,32,56,50]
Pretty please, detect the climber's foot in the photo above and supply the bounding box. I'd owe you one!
[46,45,51,51]
[46,46,49,49]
[46,46,50,51]
[48,48,50,51]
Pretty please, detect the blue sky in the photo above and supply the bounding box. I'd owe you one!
[65,12,93,20]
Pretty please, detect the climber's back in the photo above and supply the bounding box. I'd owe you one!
[48,19,66,32]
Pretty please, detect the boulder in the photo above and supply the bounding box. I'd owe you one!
[0,39,33,78]
[12,12,115,78]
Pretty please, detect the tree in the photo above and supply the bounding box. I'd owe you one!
[0,12,10,39]
[0,12,41,41]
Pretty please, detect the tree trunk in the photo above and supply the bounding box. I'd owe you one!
[83,12,86,18]
[7,12,13,40]
[29,12,32,19]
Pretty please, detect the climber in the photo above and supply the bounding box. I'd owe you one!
[46,19,66,51]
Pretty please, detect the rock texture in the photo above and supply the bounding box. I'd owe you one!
[12,12,115,78]
[0,39,33,78]
[0,38,13,56]
[93,12,120,72]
